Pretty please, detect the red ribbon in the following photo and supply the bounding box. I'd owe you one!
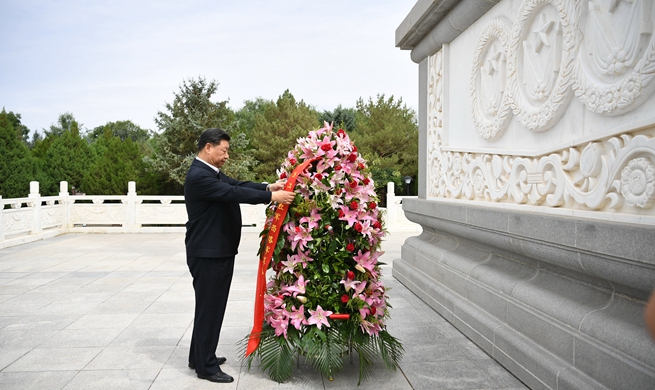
[246,158,318,356]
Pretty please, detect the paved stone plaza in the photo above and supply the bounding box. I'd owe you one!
[0,231,527,389]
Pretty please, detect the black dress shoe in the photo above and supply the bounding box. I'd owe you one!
[188,357,226,370]
[197,371,234,383]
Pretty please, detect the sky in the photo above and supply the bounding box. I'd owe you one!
[0,0,419,134]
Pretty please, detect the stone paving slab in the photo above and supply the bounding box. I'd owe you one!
[0,231,527,389]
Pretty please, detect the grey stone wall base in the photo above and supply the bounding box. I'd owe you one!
[393,199,655,390]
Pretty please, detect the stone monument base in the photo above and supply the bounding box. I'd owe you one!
[393,198,655,390]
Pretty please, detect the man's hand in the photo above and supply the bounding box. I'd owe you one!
[271,190,295,205]
[267,181,286,192]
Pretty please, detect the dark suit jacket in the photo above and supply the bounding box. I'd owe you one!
[184,159,271,258]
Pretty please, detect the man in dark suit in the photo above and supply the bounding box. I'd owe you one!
[185,128,295,383]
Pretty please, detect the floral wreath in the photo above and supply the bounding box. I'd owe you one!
[240,123,403,384]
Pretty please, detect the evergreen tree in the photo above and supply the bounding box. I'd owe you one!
[320,105,356,132]
[351,95,418,195]
[2,109,31,145]
[149,77,256,187]
[86,120,153,143]
[0,110,44,198]
[250,90,320,182]
[45,112,79,137]
[40,114,95,195]
[82,127,143,194]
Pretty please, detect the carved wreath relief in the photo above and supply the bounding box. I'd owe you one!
[430,0,655,214]
[574,0,655,115]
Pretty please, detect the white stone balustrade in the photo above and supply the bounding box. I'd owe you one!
[0,181,419,249]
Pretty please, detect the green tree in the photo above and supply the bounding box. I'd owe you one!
[0,109,45,198]
[39,114,95,195]
[82,127,144,194]
[87,120,153,143]
[351,94,418,195]
[149,77,255,188]
[2,109,31,145]
[250,90,320,181]
[45,112,79,137]
[320,105,356,132]
[233,98,275,140]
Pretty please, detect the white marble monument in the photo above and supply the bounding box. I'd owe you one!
[395,1,655,388]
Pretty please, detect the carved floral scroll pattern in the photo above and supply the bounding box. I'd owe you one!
[429,46,655,212]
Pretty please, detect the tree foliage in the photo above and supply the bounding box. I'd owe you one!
[87,120,152,143]
[2,109,31,145]
[82,127,146,194]
[250,90,320,182]
[351,95,418,194]
[1,84,419,198]
[39,113,95,195]
[320,105,356,132]
[45,112,79,137]
[0,110,44,198]
[149,77,256,187]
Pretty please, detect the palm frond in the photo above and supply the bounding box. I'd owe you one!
[259,332,296,383]
[352,333,378,385]
[377,330,404,370]
[307,326,347,379]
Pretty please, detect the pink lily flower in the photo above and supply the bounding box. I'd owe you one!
[289,305,307,330]
[353,250,377,276]
[270,315,289,338]
[281,274,308,297]
[307,305,333,330]
[340,278,360,292]
[300,208,322,230]
[338,205,359,227]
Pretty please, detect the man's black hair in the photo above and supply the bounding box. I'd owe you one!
[198,128,230,151]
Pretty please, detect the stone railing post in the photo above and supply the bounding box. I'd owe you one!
[386,182,397,227]
[0,195,4,242]
[59,181,71,228]
[125,181,139,229]
[29,181,42,235]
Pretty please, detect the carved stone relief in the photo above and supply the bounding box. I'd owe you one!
[471,18,513,139]
[42,206,63,229]
[70,205,125,223]
[470,0,655,136]
[138,205,187,224]
[506,0,578,132]
[430,47,655,216]
[3,209,33,234]
[574,0,655,115]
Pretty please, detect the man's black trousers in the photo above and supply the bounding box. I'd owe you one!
[187,255,234,376]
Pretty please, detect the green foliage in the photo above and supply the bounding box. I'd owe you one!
[233,98,275,140]
[39,113,95,195]
[320,105,356,132]
[45,112,79,137]
[0,109,45,198]
[351,95,418,194]
[249,90,320,182]
[2,109,31,145]
[82,127,145,194]
[149,77,256,186]
[240,324,403,385]
[1,86,417,198]
[87,120,153,143]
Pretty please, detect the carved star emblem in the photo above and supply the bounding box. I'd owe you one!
[609,0,633,13]
[531,13,555,53]
[483,50,503,76]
